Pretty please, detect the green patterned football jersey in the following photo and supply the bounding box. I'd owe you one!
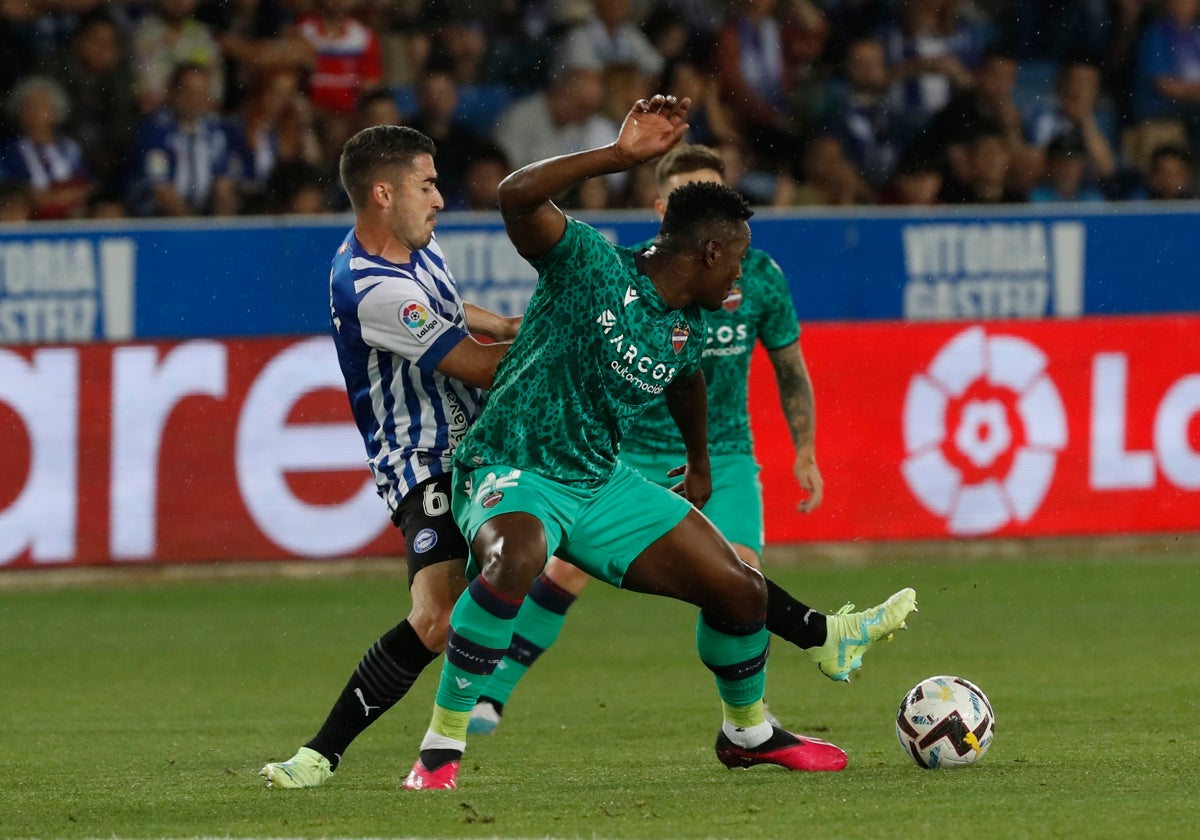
[454,218,707,486]
[621,246,800,457]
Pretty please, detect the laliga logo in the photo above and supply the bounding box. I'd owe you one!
[402,302,429,328]
[901,327,1068,535]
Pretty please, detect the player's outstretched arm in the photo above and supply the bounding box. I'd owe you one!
[498,94,691,260]
[767,341,824,512]
[435,337,509,390]
[464,302,522,342]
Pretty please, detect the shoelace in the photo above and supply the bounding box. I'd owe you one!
[835,601,900,643]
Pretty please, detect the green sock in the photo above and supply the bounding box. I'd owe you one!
[722,700,767,729]
[434,578,522,713]
[481,573,576,704]
[429,705,472,742]
[696,611,769,708]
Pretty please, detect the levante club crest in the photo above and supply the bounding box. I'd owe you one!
[671,323,690,353]
[723,283,743,312]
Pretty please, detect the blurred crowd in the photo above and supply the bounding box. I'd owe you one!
[2,0,1199,223]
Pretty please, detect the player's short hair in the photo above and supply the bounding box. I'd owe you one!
[339,124,436,210]
[655,180,752,252]
[655,144,725,191]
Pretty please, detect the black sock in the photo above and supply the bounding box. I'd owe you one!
[765,578,827,650]
[306,619,438,769]
[418,748,463,772]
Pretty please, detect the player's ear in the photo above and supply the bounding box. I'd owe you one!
[703,239,721,266]
[372,181,390,208]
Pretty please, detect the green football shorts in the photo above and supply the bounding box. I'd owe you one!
[618,450,764,556]
[450,459,693,587]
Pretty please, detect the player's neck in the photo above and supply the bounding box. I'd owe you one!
[638,249,691,310]
[354,221,413,265]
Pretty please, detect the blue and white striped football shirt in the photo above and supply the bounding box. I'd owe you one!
[130,110,231,215]
[329,228,485,514]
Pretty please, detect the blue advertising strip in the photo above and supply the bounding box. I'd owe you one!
[1,205,1197,343]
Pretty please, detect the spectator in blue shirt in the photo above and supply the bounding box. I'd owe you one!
[127,62,238,216]
[1025,60,1117,186]
[829,37,903,189]
[2,76,93,220]
[880,0,986,131]
[224,66,322,211]
[1133,0,1200,143]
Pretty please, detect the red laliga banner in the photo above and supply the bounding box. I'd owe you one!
[3,317,1199,570]
[1,337,401,569]
[751,315,1200,542]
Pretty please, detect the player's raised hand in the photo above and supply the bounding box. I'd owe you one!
[616,94,692,165]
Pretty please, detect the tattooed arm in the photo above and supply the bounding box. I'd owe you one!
[767,340,823,512]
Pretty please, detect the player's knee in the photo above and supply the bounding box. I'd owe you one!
[407,605,453,652]
[732,543,762,570]
[474,516,548,599]
[478,547,544,598]
[716,560,767,626]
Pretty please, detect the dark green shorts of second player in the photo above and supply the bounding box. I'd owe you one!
[618,450,765,557]
[450,460,694,586]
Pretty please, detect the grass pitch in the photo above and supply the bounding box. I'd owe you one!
[1,541,1198,839]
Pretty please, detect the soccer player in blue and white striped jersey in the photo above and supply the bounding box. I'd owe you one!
[329,217,486,516]
[261,124,519,789]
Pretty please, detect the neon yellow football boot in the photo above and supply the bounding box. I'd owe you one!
[260,747,333,789]
[808,588,917,682]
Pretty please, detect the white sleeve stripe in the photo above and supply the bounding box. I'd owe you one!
[350,256,399,272]
[354,274,391,294]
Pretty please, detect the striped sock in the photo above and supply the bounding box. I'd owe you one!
[307,619,436,768]
[433,577,523,717]
[481,572,577,705]
[696,610,769,709]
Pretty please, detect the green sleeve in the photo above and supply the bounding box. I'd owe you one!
[753,250,801,350]
[526,217,593,290]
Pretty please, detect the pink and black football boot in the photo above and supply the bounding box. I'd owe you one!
[716,725,848,772]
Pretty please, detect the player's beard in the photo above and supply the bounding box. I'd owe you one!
[395,216,435,252]
[418,214,437,248]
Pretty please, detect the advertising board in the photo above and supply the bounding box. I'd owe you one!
[3,206,1199,344]
[3,315,1196,569]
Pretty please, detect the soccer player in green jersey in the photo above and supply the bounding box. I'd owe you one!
[402,95,915,790]
[466,143,911,736]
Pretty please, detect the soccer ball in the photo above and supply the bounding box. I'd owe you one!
[896,675,995,769]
